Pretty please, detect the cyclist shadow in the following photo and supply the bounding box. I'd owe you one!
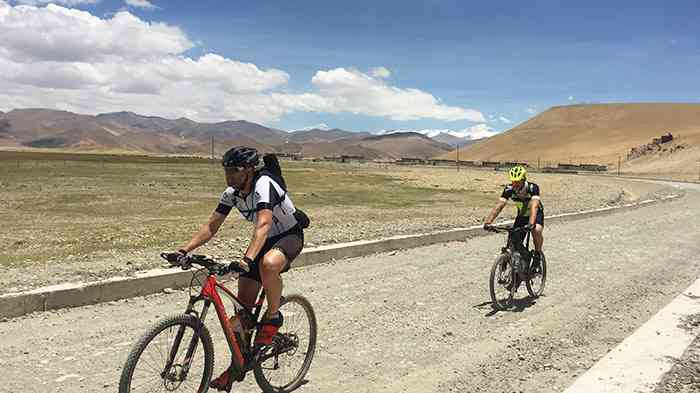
[474,296,538,317]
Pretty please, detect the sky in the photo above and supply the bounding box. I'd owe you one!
[1,0,699,138]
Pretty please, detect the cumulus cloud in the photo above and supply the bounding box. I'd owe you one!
[125,0,156,9]
[464,124,498,139]
[309,68,484,122]
[498,116,512,124]
[526,107,537,115]
[10,0,98,5]
[370,66,391,79]
[0,2,483,124]
[0,5,192,62]
[568,95,575,101]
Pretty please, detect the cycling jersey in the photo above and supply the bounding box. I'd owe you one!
[215,174,299,237]
[500,181,543,217]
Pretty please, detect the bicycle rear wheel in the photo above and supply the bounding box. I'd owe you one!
[254,294,317,393]
[119,314,214,393]
[526,252,547,298]
[489,253,515,310]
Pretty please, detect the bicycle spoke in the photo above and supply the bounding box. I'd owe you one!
[125,319,210,393]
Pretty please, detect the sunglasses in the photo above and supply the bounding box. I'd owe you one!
[224,166,246,174]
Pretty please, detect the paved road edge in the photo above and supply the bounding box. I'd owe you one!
[563,276,700,393]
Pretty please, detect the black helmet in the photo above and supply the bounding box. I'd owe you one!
[222,146,259,168]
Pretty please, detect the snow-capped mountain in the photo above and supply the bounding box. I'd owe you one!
[377,125,498,147]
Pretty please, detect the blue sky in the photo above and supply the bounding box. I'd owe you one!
[1,0,699,136]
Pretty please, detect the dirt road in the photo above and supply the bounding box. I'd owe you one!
[1,183,699,393]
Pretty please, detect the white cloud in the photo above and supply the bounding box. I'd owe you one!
[526,107,537,115]
[309,68,484,121]
[125,0,156,9]
[568,95,575,101]
[498,116,512,124]
[370,66,391,79]
[0,2,483,124]
[10,0,98,5]
[0,5,192,62]
[294,123,331,132]
[464,124,498,139]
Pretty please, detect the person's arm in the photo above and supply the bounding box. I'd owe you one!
[528,198,541,226]
[485,200,507,225]
[527,183,541,226]
[485,187,511,225]
[243,176,275,261]
[179,211,227,253]
[244,208,272,260]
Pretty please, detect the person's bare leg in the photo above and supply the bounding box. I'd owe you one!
[259,249,287,318]
[532,224,544,253]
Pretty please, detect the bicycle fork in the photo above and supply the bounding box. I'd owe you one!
[161,297,211,381]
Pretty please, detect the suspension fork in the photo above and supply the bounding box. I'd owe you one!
[162,297,210,378]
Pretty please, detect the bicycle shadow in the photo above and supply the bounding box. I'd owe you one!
[473,296,538,317]
[255,379,309,393]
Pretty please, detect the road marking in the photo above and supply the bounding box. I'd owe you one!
[564,277,700,393]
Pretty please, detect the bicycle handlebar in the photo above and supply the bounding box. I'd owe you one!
[160,252,247,276]
[483,224,530,234]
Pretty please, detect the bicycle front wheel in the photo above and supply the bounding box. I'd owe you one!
[119,314,214,393]
[489,253,515,310]
[526,252,547,298]
[254,294,317,393]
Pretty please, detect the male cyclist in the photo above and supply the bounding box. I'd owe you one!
[174,146,304,391]
[484,165,544,272]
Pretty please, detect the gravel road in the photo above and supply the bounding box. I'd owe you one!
[1,184,698,393]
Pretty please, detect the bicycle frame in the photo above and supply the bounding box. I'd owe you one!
[164,273,266,379]
[505,228,532,255]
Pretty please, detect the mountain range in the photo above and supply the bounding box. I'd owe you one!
[0,108,459,159]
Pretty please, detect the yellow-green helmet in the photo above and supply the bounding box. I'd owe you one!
[508,165,527,181]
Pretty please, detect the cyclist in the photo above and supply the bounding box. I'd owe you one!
[174,146,305,391]
[483,165,544,272]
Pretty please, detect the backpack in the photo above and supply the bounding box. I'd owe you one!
[255,154,310,229]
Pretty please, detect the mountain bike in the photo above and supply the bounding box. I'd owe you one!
[484,225,547,310]
[118,253,317,393]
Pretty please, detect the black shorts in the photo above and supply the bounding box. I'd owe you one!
[513,208,544,228]
[241,226,304,283]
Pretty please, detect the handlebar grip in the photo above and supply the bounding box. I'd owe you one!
[229,260,250,274]
[161,252,191,269]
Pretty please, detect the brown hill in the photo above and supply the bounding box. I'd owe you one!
[275,132,451,159]
[358,132,452,159]
[441,103,700,167]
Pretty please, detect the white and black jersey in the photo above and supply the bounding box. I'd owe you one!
[215,174,299,237]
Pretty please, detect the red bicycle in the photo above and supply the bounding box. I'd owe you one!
[118,253,317,393]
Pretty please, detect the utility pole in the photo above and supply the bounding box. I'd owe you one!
[618,156,621,176]
[456,146,459,172]
[210,135,214,160]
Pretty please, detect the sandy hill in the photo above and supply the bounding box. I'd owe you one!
[442,104,700,166]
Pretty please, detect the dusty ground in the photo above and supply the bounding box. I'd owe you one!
[653,314,700,393]
[0,158,679,293]
[0,185,698,393]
